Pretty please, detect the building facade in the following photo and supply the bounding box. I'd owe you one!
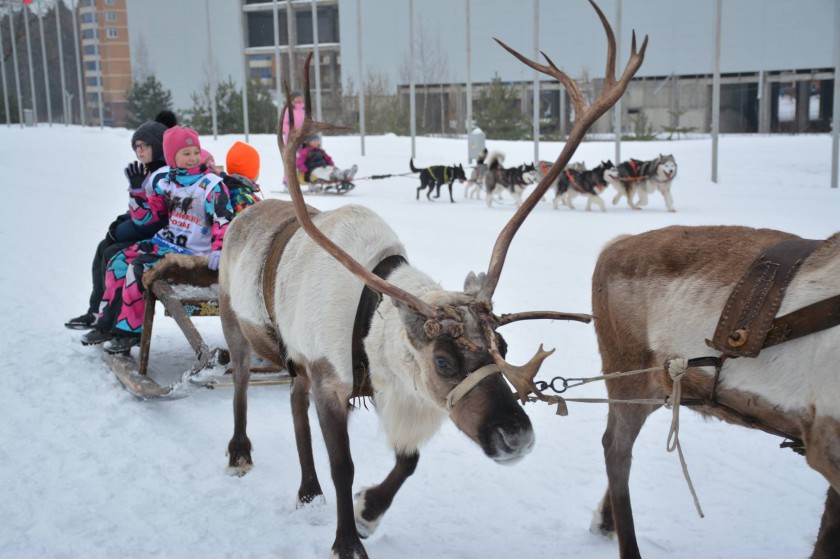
[79,0,131,125]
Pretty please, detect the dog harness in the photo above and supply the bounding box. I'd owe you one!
[427,166,449,184]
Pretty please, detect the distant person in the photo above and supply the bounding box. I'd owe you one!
[282,90,305,144]
[65,110,176,331]
[83,126,234,354]
[221,141,263,214]
[296,134,357,186]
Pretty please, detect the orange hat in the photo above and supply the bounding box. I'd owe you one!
[226,141,260,181]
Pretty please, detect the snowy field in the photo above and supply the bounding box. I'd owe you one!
[1,126,837,559]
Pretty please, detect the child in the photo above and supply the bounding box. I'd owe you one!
[296,134,357,186]
[282,90,305,143]
[65,110,175,330]
[83,126,234,354]
[221,141,262,214]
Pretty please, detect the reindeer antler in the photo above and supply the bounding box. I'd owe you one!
[476,0,648,306]
[278,53,437,318]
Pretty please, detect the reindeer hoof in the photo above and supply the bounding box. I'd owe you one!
[296,492,326,510]
[353,487,383,539]
[225,458,253,477]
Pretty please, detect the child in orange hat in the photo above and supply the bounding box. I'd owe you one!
[222,141,263,214]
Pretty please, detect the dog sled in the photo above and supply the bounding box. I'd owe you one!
[104,254,289,399]
[287,171,356,195]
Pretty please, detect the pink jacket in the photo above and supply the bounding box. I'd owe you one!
[296,145,334,175]
[282,101,306,142]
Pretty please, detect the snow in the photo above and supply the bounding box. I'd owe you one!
[1,126,837,559]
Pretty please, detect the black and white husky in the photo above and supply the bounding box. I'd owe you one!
[556,160,618,212]
[535,160,585,208]
[484,152,537,208]
[607,154,678,212]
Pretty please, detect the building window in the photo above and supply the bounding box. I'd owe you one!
[82,29,98,40]
[104,0,116,5]
[107,28,118,39]
[83,45,99,55]
[87,77,100,87]
[106,11,117,22]
[85,61,98,71]
[81,12,96,23]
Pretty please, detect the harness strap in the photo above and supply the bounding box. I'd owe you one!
[261,206,320,374]
[709,237,821,357]
[763,293,840,349]
[445,364,501,410]
[350,254,408,398]
[566,170,586,193]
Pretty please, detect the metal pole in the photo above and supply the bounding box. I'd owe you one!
[356,0,364,155]
[286,0,296,91]
[23,4,38,123]
[465,0,471,161]
[237,0,249,140]
[71,0,84,125]
[311,0,322,121]
[711,0,721,183]
[409,0,415,158]
[832,0,840,188]
[614,0,622,164]
[94,3,103,128]
[0,12,10,126]
[9,7,24,127]
[272,0,282,120]
[37,2,51,126]
[204,0,217,139]
[55,0,69,126]
[532,0,539,164]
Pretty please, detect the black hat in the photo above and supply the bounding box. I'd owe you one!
[131,110,176,163]
[289,90,303,101]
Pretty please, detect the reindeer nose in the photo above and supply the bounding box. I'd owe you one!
[489,422,535,464]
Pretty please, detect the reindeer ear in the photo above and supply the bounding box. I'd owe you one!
[464,271,486,295]
[393,298,429,343]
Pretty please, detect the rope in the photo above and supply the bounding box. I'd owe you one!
[664,358,705,518]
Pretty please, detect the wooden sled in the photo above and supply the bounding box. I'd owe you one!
[105,254,290,399]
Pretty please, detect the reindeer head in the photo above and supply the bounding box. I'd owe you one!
[277,0,645,412]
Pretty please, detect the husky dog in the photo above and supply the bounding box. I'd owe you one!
[607,154,678,212]
[535,160,586,207]
[410,159,467,203]
[464,148,489,199]
[484,152,538,208]
[557,160,617,212]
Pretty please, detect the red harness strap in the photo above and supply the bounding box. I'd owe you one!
[566,170,586,193]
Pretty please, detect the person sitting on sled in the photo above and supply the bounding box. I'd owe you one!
[221,140,262,215]
[82,126,233,354]
[296,134,357,188]
[65,110,177,331]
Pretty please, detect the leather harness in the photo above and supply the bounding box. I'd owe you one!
[260,217,406,398]
[685,237,840,453]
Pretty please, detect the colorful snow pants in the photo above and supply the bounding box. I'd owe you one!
[98,241,175,334]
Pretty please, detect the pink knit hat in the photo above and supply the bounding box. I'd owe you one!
[163,126,201,167]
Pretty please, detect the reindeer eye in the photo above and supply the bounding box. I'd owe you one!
[435,357,450,370]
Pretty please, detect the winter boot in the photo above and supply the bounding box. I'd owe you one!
[344,164,358,181]
[65,311,97,330]
[103,334,141,355]
[81,328,112,346]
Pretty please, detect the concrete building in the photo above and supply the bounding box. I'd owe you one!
[102,0,833,134]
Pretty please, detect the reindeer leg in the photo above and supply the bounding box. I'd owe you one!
[598,398,661,559]
[354,451,420,538]
[812,487,840,559]
[311,373,368,559]
[221,292,254,476]
[290,367,325,507]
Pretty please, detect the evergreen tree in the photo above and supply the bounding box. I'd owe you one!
[182,77,245,134]
[125,76,173,129]
[474,75,529,140]
[247,78,280,134]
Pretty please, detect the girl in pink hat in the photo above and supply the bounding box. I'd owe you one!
[85,126,233,354]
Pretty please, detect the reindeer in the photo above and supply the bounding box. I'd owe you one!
[590,225,840,558]
[219,2,646,556]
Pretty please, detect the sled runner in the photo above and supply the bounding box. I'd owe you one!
[105,254,289,399]
[296,171,355,195]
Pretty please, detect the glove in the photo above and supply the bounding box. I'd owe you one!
[124,161,146,190]
[208,250,222,271]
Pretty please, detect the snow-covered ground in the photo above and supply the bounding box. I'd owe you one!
[1,126,837,559]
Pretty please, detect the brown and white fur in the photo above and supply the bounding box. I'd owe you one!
[591,225,840,559]
[220,199,534,559]
[484,151,538,208]
[607,154,678,212]
[534,160,586,208]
